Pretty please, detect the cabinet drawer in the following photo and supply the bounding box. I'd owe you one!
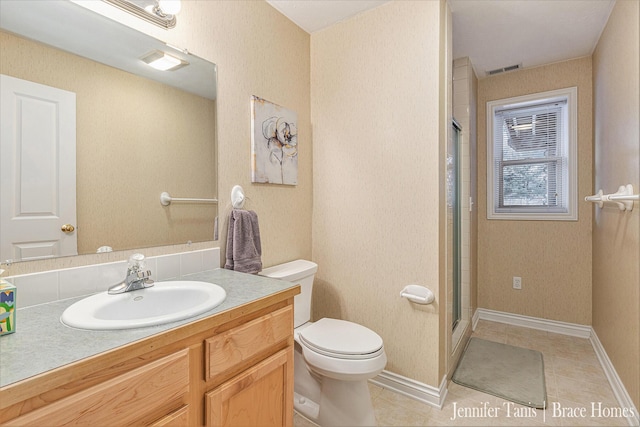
[205,305,292,380]
[8,349,190,426]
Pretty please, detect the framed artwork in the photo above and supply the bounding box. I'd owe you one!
[251,96,298,185]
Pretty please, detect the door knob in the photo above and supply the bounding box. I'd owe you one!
[61,224,75,233]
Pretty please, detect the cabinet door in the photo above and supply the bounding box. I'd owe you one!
[206,347,293,427]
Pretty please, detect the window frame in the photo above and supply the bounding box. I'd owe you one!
[486,87,578,221]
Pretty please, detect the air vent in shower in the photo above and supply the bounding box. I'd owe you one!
[487,63,522,76]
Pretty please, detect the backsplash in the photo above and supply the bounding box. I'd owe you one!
[5,248,220,308]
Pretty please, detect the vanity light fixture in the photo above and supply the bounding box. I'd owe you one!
[141,50,189,71]
[102,0,181,29]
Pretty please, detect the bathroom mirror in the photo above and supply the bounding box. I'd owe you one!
[0,1,217,263]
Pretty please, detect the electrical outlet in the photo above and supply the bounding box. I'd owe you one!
[513,276,522,290]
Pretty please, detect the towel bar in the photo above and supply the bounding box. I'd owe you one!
[160,192,218,206]
[585,184,637,211]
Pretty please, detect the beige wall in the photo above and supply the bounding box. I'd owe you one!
[477,57,593,325]
[1,31,216,256]
[311,1,444,386]
[190,2,312,269]
[592,0,640,408]
[3,1,312,275]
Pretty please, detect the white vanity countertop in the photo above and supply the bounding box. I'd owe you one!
[0,268,297,388]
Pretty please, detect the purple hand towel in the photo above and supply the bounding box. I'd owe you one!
[224,209,262,274]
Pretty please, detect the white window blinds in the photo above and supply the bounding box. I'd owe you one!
[493,100,568,213]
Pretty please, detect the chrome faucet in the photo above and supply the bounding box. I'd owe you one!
[108,253,155,294]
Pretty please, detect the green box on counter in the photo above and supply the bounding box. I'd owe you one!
[0,281,16,336]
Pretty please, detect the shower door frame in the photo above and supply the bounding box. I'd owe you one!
[452,119,463,333]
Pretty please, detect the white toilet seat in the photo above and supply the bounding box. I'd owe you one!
[298,318,384,359]
[297,318,387,381]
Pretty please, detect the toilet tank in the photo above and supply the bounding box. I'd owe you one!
[259,260,317,328]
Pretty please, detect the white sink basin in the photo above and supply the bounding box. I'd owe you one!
[61,281,226,330]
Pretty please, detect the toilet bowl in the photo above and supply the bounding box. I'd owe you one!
[260,260,387,426]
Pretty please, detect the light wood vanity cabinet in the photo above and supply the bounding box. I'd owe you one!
[0,294,296,427]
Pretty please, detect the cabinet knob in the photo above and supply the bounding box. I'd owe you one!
[61,224,75,233]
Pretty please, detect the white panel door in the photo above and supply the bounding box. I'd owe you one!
[0,74,77,262]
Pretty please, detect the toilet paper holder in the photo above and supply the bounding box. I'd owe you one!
[400,285,434,305]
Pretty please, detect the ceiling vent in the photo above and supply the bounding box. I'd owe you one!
[487,63,522,76]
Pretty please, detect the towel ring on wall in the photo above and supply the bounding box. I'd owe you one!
[231,185,245,209]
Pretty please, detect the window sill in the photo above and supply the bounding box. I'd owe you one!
[487,212,578,221]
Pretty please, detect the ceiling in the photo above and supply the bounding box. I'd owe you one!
[267,0,389,33]
[266,0,616,78]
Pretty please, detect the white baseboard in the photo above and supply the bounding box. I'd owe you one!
[590,330,640,427]
[472,307,480,331]
[475,308,591,338]
[474,308,638,427]
[370,371,447,409]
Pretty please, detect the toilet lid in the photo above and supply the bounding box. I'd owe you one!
[298,318,384,359]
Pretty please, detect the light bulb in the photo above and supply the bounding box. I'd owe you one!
[141,50,188,71]
[148,53,182,70]
[158,0,181,15]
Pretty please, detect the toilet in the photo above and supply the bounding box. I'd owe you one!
[260,260,386,426]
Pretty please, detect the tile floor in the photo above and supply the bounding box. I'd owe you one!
[294,320,633,426]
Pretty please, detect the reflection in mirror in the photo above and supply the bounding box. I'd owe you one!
[0,1,217,261]
[0,1,217,263]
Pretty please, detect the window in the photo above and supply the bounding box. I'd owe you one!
[487,87,578,220]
